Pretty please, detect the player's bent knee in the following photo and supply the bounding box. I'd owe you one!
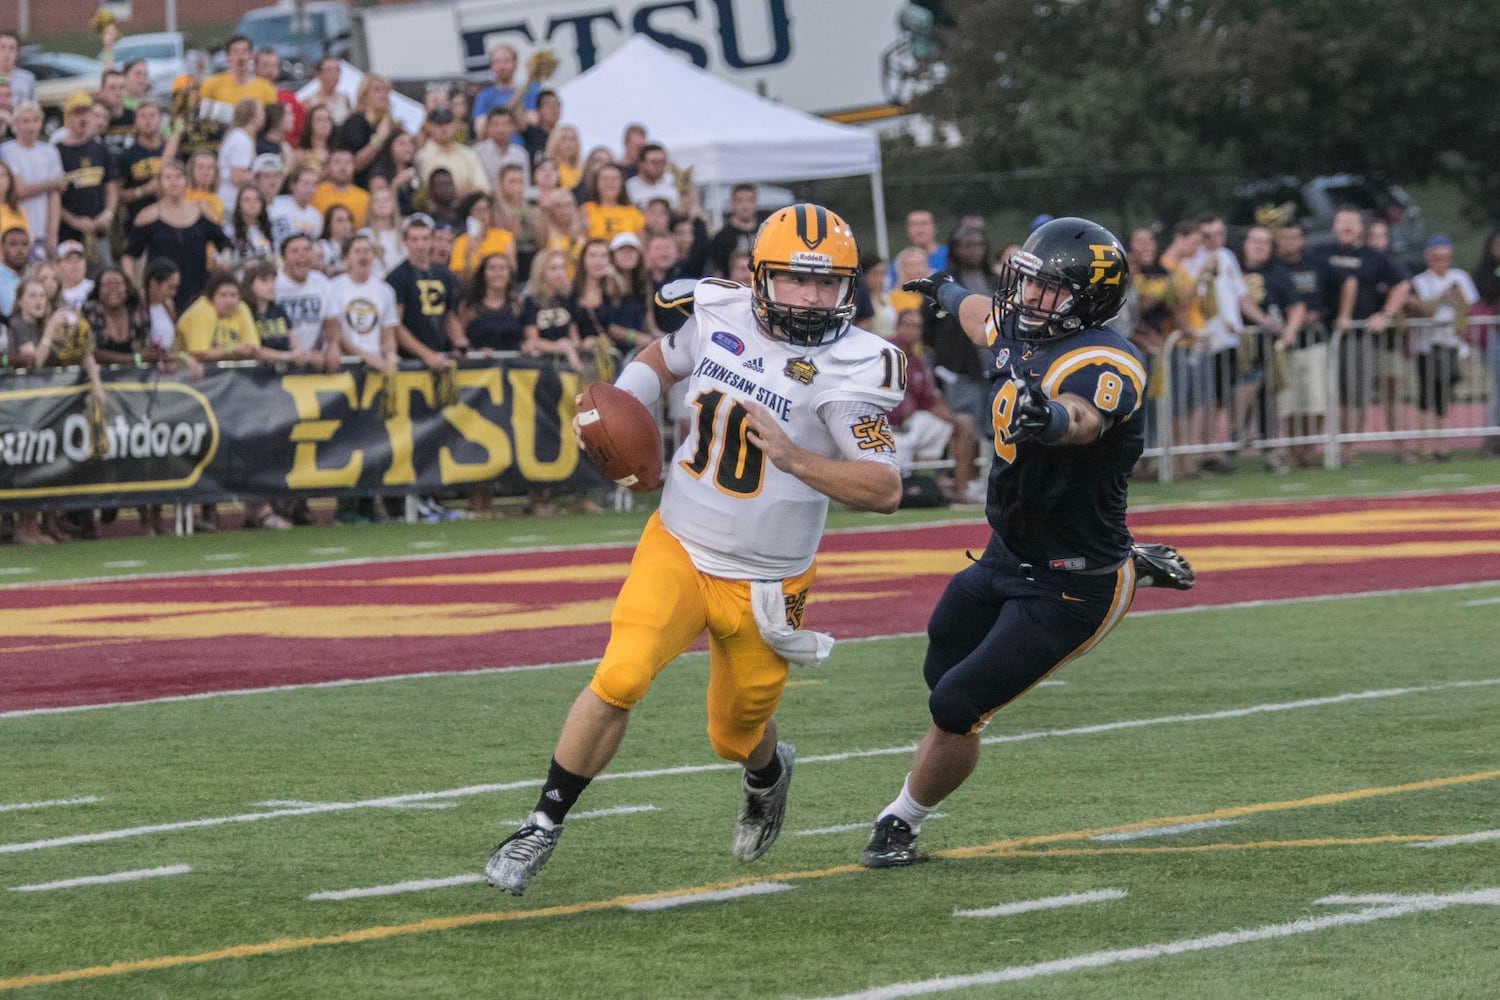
[705,721,760,764]
[928,686,984,736]
[589,662,653,711]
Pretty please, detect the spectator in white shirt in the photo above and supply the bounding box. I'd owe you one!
[0,32,36,106]
[0,102,63,255]
[217,98,263,209]
[270,164,323,250]
[625,143,677,209]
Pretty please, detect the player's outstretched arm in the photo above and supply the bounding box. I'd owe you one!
[742,400,902,513]
[903,273,993,347]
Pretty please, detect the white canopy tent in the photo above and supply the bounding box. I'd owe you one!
[556,37,890,258]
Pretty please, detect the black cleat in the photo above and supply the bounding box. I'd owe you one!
[860,815,920,868]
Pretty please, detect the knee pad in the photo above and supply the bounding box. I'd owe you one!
[928,685,983,736]
[589,659,653,711]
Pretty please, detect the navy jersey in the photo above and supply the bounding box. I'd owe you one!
[982,316,1147,570]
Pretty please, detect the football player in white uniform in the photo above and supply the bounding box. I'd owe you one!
[487,204,906,895]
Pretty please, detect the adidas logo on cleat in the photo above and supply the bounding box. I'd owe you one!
[743,357,765,372]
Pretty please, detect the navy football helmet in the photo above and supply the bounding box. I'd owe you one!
[992,217,1129,342]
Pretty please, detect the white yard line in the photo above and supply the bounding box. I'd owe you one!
[0,795,101,814]
[6,677,1496,857]
[810,889,1500,999]
[1463,596,1500,607]
[308,875,485,900]
[201,553,244,562]
[307,547,349,556]
[253,799,455,812]
[624,881,793,911]
[795,814,946,838]
[6,578,1496,722]
[1407,829,1500,849]
[0,567,34,576]
[408,541,446,550]
[307,805,658,900]
[1093,819,1239,842]
[954,888,1126,918]
[102,560,146,569]
[9,864,191,893]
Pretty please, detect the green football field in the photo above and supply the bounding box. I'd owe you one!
[4,577,1499,997]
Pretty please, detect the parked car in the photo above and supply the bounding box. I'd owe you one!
[103,32,188,100]
[17,49,104,134]
[233,1,353,82]
[1228,174,1426,268]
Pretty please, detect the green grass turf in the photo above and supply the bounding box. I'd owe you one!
[3,583,1498,997]
[6,451,1499,584]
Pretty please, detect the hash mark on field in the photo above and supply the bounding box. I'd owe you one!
[308,547,349,556]
[498,804,658,825]
[1036,680,1066,687]
[1092,819,1239,841]
[0,796,101,814]
[954,888,1127,918]
[1276,483,1311,492]
[1408,829,1500,849]
[10,864,190,893]
[102,561,146,569]
[0,567,34,576]
[253,799,456,811]
[624,881,793,911]
[202,553,244,562]
[309,875,485,900]
[785,679,826,689]
[796,814,946,837]
[408,541,446,550]
[1463,596,1500,606]
[1418,473,1473,484]
[809,890,1500,999]
[506,534,545,542]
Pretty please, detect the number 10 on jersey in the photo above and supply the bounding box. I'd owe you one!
[681,389,766,498]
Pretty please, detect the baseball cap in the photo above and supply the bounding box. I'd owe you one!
[609,232,642,252]
[57,240,86,258]
[251,153,284,175]
[427,107,455,126]
[63,91,93,114]
[1425,234,1453,250]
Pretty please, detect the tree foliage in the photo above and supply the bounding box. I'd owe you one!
[904,0,1500,219]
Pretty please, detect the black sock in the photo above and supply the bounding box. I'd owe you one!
[534,758,591,826]
[745,751,783,790]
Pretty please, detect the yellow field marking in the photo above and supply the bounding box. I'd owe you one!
[784,679,828,689]
[4,767,1496,991]
[1166,540,1500,573]
[1164,507,1500,538]
[0,590,906,643]
[992,833,1441,858]
[0,637,147,655]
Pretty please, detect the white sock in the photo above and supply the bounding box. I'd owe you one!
[527,810,557,830]
[878,774,939,833]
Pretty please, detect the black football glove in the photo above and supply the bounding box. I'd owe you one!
[903,271,961,314]
[1131,542,1196,590]
[1007,376,1062,444]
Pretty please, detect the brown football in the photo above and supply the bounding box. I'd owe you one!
[577,383,663,492]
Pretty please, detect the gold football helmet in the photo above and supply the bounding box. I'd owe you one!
[750,203,860,346]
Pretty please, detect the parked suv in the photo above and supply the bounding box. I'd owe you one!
[1228,174,1425,268]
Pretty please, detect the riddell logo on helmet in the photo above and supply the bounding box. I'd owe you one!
[788,251,833,270]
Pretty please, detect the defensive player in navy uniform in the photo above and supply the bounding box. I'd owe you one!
[860,216,1153,867]
[486,204,905,895]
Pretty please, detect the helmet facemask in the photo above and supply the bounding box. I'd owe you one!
[992,250,1084,343]
[752,261,858,347]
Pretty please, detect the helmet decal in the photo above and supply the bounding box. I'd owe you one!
[1088,243,1124,285]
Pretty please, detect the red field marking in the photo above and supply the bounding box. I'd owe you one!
[3,493,1498,712]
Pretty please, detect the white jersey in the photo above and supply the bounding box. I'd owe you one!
[327,274,398,357]
[656,279,903,580]
[275,269,337,352]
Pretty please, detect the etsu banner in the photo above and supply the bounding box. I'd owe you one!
[0,360,602,510]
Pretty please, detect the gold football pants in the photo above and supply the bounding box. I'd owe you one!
[590,513,816,763]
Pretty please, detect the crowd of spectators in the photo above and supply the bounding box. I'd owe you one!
[1,29,1497,543]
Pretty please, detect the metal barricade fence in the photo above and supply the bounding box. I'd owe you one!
[1143,316,1499,480]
